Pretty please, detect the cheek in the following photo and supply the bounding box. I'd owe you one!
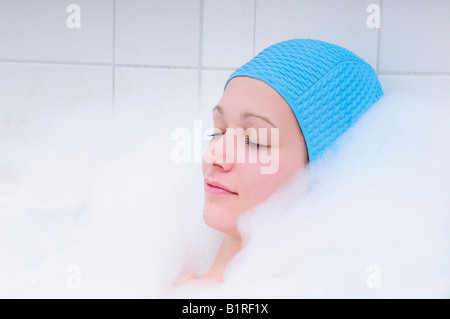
[243,149,301,202]
[238,164,279,206]
[280,144,307,177]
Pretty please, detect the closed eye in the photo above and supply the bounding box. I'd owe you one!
[207,132,268,149]
[245,136,267,149]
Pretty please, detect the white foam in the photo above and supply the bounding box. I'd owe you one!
[0,93,449,298]
[170,94,450,298]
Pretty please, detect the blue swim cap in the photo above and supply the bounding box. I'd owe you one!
[224,39,383,162]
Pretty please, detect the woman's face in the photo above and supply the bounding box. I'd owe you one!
[202,76,308,239]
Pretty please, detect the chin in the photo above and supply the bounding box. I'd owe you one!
[203,206,237,236]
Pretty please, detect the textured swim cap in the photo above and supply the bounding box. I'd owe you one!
[224,39,383,162]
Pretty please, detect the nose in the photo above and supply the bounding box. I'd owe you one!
[203,129,241,170]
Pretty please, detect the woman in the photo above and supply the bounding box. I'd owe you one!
[184,38,383,283]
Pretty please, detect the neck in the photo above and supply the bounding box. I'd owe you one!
[206,235,242,282]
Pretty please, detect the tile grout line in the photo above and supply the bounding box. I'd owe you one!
[1,58,449,75]
[198,0,204,115]
[114,64,200,69]
[378,72,450,76]
[0,59,112,67]
[376,0,383,74]
[0,59,204,69]
[253,0,257,57]
[112,0,116,112]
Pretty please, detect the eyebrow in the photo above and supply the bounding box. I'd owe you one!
[212,105,277,128]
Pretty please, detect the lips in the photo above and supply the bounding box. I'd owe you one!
[204,178,238,195]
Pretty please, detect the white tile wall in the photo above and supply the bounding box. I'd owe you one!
[379,75,450,101]
[379,0,450,73]
[115,0,201,67]
[0,0,113,63]
[114,67,199,119]
[203,0,255,69]
[255,0,380,70]
[201,70,233,126]
[0,0,449,133]
[0,62,112,134]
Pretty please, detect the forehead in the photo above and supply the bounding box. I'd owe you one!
[215,76,289,122]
